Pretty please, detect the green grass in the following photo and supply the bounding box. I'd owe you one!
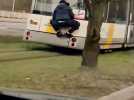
[0,36,134,98]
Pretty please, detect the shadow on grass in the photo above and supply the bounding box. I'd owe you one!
[29,44,134,56]
[30,45,82,56]
[0,36,22,43]
[0,36,82,55]
[0,93,29,100]
[100,47,134,54]
[1,35,134,55]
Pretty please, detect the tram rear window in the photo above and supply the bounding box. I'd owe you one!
[32,0,59,15]
[32,0,84,16]
[107,0,128,23]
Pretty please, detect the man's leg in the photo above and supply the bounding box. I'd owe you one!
[68,20,80,33]
[50,20,59,31]
[51,20,63,37]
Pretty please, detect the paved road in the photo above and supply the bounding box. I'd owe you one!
[98,85,134,100]
[0,18,26,36]
[0,88,91,100]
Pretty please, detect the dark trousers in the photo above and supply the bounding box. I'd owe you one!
[51,20,80,33]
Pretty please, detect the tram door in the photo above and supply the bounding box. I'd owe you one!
[127,0,134,45]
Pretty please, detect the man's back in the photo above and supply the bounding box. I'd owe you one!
[51,0,80,37]
[53,2,74,21]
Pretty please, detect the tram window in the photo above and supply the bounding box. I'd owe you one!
[71,0,86,20]
[32,0,86,19]
[71,0,84,10]
[101,3,108,22]
[107,0,128,23]
[32,0,60,15]
[130,0,134,23]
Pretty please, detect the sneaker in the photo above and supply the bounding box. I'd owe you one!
[65,32,73,38]
[56,32,62,37]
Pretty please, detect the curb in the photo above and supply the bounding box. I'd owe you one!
[98,85,134,100]
[0,88,91,100]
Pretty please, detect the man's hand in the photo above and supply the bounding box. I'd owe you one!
[83,0,92,10]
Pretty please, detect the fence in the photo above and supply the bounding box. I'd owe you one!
[0,0,32,13]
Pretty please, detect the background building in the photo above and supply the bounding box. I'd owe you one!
[0,0,32,12]
[0,0,79,13]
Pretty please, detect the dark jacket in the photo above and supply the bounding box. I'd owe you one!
[52,0,74,21]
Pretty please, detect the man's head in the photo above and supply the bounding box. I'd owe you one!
[64,0,69,3]
[59,0,70,5]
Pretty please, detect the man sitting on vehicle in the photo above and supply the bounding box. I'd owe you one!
[51,0,80,38]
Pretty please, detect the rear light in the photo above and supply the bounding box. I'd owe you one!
[69,37,77,48]
[71,38,77,42]
[71,43,75,47]
[26,37,29,40]
[26,31,31,36]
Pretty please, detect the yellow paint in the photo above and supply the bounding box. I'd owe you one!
[41,23,56,34]
[103,23,115,49]
[46,23,56,34]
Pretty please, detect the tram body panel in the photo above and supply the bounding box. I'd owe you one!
[27,14,42,31]
[25,14,127,50]
[24,0,134,50]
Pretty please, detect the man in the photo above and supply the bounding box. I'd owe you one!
[51,0,80,38]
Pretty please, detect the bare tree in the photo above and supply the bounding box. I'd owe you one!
[82,0,107,68]
[15,0,32,12]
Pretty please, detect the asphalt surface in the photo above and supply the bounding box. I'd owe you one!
[0,18,26,36]
[0,89,91,100]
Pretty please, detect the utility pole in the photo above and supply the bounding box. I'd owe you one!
[12,0,16,12]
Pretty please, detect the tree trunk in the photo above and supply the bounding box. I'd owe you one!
[82,0,107,68]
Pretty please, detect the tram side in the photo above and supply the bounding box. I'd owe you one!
[24,0,134,50]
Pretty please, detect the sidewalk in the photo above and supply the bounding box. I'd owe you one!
[0,88,91,100]
[0,17,26,23]
[98,85,134,100]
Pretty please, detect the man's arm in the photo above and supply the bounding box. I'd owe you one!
[83,0,92,10]
[69,8,74,19]
[84,0,107,10]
